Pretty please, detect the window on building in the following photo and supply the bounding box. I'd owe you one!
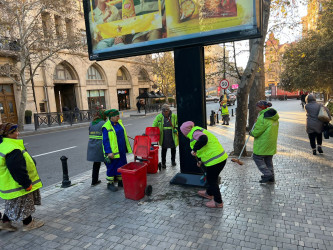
[41,12,52,39]
[86,65,102,80]
[81,30,87,46]
[54,64,74,80]
[54,15,62,39]
[138,69,149,81]
[65,18,73,39]
[87,90,106,110]
[117,68,128,80]
[39,103,46,113]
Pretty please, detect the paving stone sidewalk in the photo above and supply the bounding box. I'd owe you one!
[1,100,332,250]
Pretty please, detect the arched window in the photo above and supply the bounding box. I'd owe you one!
[53,64,74,80]
[86,65,102,80]
[138,69,149,81]
[117,68,128,80]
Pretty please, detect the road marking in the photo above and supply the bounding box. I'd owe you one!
[32,146,77,158]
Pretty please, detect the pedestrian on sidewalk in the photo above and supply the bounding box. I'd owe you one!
[87,107,107,186]
[305,94,331,155]
[0,123,44,232]
[102,109,132,191]
[219,100,230,125]
[152,104,179,168]
[250,100,279,184]
[136,100,141,113]
[180,121,228,208]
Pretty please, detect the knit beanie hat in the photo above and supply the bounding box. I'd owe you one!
[0,123,18,142]
[161,104,170,111]
[180,121,194,136]
[93,107,106,121]
[105,109,119,118]
[256,100,272,110]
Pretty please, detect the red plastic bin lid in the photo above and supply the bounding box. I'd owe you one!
[145,127,160,143]
[133,135,151,158]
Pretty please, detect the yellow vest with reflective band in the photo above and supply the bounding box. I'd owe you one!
[0,138,42,200]
[221,104,229,115]
[102,120,132,158]
[187,126,228,167]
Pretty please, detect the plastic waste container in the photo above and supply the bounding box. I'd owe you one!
[145,127,160,173]
[118,162,147,200]
[118,135,151,200]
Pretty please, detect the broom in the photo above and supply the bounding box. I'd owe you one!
[231,122,256,165]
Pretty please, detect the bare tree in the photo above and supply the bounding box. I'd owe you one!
[0,0,81,130]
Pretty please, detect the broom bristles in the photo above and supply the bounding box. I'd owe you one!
[231,158,244,165]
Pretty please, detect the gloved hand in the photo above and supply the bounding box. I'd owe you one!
[104,156,111,164]
[26,184,32,191]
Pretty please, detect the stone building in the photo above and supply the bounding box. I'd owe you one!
[0,0,153,124]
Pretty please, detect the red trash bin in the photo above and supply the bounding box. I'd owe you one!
[145,127,160,174]
[118,135,151,200]
[118,162,147,200]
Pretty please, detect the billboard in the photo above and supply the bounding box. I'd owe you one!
[83,0,262,61]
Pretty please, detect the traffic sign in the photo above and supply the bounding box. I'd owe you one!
[219,79,229,89]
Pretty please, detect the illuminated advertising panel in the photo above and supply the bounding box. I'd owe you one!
[83,0,262,61]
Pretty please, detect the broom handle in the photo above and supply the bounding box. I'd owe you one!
[237,122,256,160]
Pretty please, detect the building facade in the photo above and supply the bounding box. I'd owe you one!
[0,0,153,125]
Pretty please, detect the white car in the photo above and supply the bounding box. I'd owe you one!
[206,95,219,103]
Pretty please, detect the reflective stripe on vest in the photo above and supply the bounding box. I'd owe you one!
[163,127,172,130]
[89,135,102,139]
[187,126,227,166]
[102,120,132,158]
[202,151,225,165]
[0,138,42,200]
[0,179,41,194]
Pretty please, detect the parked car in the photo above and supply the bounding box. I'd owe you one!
[227,94,236,106]
[206,95,219,103]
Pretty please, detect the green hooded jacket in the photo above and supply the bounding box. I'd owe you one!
[250,108,279,155]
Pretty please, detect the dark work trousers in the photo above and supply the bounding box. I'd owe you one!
[161,147,176,164]
[92,162,101,184]
[308,132,322,149]
[205,159,226,204]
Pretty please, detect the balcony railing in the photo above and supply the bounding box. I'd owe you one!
[33,110,92,130]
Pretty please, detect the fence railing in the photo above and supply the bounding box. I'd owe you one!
[144,104,163,113]
[34,110,92,130]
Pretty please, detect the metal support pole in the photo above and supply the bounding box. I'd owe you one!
[210,110,215,126]
[60,156,71,188]
[216,112,219,123]
[232,109,234,117]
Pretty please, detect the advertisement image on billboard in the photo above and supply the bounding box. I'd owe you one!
[83,0,262,61]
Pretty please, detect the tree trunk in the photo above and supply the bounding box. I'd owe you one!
[233,0,271,156]
[248,43,265,130]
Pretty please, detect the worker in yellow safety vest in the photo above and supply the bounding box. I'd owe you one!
[0,123,44,232]
[180,121,228,209]
[102,109,132,192]
[152,104,179,169]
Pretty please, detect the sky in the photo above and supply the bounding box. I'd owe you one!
[227,2,308,69]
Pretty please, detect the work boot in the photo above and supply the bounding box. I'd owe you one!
[0,221,18,232]
[91,180,101,186]
[117,180,123,188]
[260,175,275,183]
[313,149,317,155]
[107,183,118,192]
[205,200,223,208]
[161,163,166,169]
[171,161,176,167]
[22,219,44,232]
[317,146,323,154]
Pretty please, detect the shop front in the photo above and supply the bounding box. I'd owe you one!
[117,89,130,110]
